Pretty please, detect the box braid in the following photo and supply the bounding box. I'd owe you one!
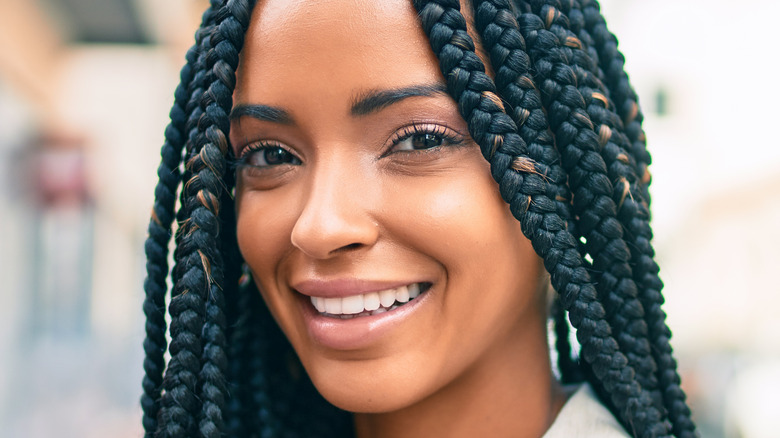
[140,1,222,435]
[566,2,696,436]
[517,0,664,413]
[468,0,584,384]
[140,40,197,437]
[518,2,695,436]
[504,0,583,387]
[156,14,223,438]
[143,0,253,436]
[482,2,660,430]
[414,0,649,433]
[413,0,698,435]
[142,0,696,436]
[570,6,694,435]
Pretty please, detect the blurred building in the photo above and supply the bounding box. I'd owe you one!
[0,1,205,436]
[0,0,778,437]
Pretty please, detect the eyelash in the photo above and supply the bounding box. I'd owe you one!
[231,122,466,171]
[231,141,301,172]
[385,123,465,156]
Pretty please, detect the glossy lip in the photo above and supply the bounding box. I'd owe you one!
[295,282,435,351]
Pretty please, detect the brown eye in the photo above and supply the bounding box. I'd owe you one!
[388,124,463,154]
[243,145,301,167]
[410,133,444,150]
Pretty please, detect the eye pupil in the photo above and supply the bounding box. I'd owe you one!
[412,133,442,149]
[265,147,293,164]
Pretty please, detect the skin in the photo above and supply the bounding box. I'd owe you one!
[230,0,566,436]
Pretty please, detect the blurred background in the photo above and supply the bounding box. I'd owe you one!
[0,0,777,436]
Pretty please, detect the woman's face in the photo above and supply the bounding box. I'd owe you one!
[231,0,549,413]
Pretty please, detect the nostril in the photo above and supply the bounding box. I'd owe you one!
[339,243,363,252]
[327,242,365,256]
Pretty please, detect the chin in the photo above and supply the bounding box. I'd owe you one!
[302,354,436,414]
[316,382,423,414]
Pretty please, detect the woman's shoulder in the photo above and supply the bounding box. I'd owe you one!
[542,384,631,438]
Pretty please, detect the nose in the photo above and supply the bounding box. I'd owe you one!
[290,159,379,259]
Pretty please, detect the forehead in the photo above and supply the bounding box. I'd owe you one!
[234,0,444,106]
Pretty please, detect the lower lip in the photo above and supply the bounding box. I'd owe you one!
[298,286,433,350]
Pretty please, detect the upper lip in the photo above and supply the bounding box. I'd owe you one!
[291,278,422,298]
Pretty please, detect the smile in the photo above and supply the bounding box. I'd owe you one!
[310,282,431,319]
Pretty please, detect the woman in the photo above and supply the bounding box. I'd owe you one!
[141,0,697,436]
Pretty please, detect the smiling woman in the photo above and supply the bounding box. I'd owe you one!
[141,0,697,437]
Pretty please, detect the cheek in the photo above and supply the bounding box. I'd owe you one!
[235,188,299,316]
[381,157,546,359]
[383,157,528,276]
[235,186,298,274]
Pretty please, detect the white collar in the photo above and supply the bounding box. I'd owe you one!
[542,384,630,437]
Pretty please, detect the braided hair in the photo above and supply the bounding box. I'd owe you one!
[141,0,697,436]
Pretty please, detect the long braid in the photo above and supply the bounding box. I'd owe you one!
[167,6,221,437]
[511,4,676,435]
[195,2,253,436]
[141,4,221,435]
[162,47,212,434]
[154,11,219,438]
[156,1,252,436]
[470,0,583,383]
[412,1,670,436]
[522,0,664,406]
[573,2,696,435]
[533,2,696,435]
[141,45,195,437]
[217,43,246,438]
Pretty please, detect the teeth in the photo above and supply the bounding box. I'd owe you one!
[341,294,364,314]
[396,286,410,303]
[309,283,426,316]
[312,297,326,313]
[364,292,380,311]
[379,288,396,307]
[324,297,342,314]
[408,283,420,299]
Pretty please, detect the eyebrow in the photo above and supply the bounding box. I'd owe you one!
[230,104,293,124]
[350,83,449,116]
[229,83,450,124]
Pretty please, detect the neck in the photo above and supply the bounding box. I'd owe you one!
[352,326,566,438]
